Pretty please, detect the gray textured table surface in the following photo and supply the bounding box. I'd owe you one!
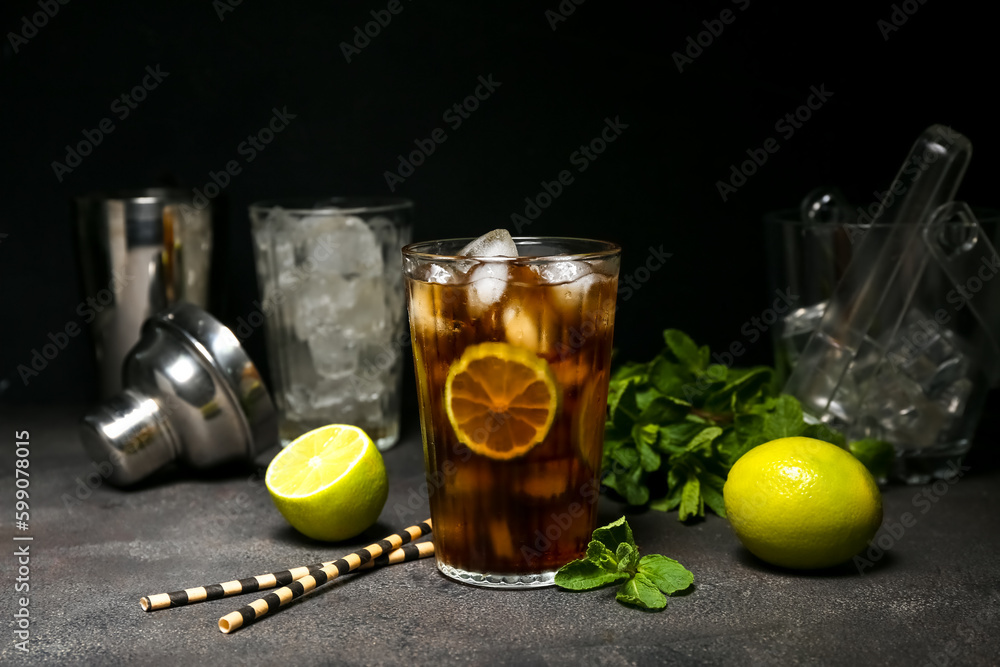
[1,405,998,666]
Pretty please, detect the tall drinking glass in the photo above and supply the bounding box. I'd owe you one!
[403,237,620,587]
[250,198,412,450]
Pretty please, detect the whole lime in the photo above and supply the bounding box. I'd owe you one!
[723,436,882,569]
[265,424,388,542]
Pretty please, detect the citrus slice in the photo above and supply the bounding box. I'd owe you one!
[265,424,388,542]
[444,342,558,460]
[576,371,607,474]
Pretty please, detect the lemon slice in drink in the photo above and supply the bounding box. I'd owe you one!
[445,342,558,460]
[265,424,388,542]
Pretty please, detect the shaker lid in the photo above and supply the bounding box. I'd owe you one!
[148,303,278,460]
[79,303,278,486]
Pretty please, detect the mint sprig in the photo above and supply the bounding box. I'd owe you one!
[602,328,890,521]
[554,517,693,610]
[848,438,895,479]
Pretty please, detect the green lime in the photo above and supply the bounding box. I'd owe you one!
[265,424,388,542]
[723,436,882,569]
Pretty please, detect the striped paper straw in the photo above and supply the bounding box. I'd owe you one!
[140,539,433,611]
[218,519,432,633]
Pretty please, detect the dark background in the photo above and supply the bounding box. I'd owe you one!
[2,0,998,426]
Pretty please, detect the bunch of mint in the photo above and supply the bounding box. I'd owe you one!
[555,517,693,610]
[601,329,890,521]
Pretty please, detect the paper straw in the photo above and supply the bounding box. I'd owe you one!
[140,530,433,611]
[218,519,432,633]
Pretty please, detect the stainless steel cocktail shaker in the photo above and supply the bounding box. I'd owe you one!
[79,303,278,486]
[75,189,212,399]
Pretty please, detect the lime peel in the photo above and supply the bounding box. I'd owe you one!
[723,436,882,570]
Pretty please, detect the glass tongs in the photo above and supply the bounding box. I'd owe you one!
[784,125,1000,432]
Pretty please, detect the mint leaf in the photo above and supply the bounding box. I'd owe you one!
[637,554,694,595]
[621,466,649,506]
[760,394,806,440]
[713,427,742,467]
[632,422,659,446]
[616,542,640,574]
[651,470,684,511]
[678,474,702,521]
[609,444,639,470]
[648,356,688,397]
[686,426,722,452]
[610,380,641,431]
[802,422,847,448]
[603,455,649,507]
[632,423,662,472]
[556,517,694,613]
[663,329,703,374]
[731,367,773,407]
[658,422,703,452]
[603,328,881,524]
[585,540,619,571]
[699,472,727,518]
[615,572,667,609]
[639,396,686,424]
[610,361,648,384]
[592,516,635,553]
[734,413,764,441]
[849,438,895,479]
[649,492,680,511]
[601,433,627,468]
[703,364,729,389]
[554,559,630,590]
